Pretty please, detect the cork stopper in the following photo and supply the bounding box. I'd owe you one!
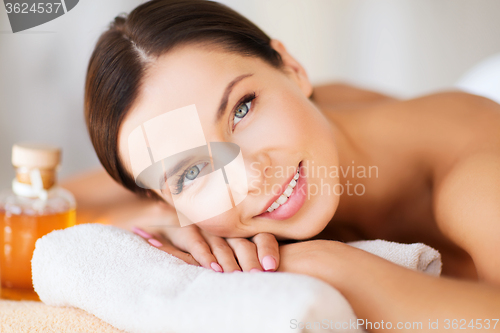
[12,143,61,189]
[12,143,61,169]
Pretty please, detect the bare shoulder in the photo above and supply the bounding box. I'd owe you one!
[311,82,397,107]
[364,90,500,166]
[405,92,500,284]
[344,91,500,174]
[384,90,500,131]
[404,90,500,123]
[416,91,500,169]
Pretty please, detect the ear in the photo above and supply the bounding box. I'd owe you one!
[270,39,313,98]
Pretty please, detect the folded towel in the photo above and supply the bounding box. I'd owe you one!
[32,224,441,333]
[347,239,442,276]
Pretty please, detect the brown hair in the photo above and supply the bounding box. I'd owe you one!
[84,0,283,201]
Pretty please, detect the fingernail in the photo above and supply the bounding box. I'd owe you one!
[148,238,163,247]
[250,268,261,273]
[232,270,242,273]
[262,256,276,271]
[210,262,223,273]
[132,227,153,239]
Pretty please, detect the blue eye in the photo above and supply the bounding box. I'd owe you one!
[185,165,200,180]
[232,92,256,128]
[234,101,251,125]
[173,162,208,195]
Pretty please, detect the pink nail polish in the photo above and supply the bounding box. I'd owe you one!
[148,238,163,247]
[132,227,153,239]
[232,270,242,273]
[210,262,223,272]
[262,256,276,271]
[250,268,261,273]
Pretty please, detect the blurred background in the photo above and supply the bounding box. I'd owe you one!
[1,0,499,190]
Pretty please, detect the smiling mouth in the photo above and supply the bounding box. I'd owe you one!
[266,169,300,212]
[256,161,307,220]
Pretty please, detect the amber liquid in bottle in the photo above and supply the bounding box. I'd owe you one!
[0,144,76,301]
[0,209,75,300]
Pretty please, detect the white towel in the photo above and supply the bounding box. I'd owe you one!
[347,239,442,276]
[32,223,441,333]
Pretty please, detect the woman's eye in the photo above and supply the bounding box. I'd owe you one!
[173,162,208,195]
[233,100,252,126]
[185,165,200,180]
[183,163,206,185]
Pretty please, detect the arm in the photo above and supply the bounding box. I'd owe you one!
[434,152,500,285]
[279,240,500,332]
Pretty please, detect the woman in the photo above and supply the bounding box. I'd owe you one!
[81,0,500,327]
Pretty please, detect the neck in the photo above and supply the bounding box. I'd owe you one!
[322,107,375,236]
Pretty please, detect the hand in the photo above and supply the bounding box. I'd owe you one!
[132,225,280,273]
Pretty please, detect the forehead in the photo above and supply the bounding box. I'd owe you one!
[118,44,264,175]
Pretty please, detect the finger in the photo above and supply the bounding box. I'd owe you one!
[252,233,279,271]
[152,239,202,266]
[225,238,263,272]
[132,227,200,266]
[166,226,223,272]
[131,226,154,239]
[201,232,242,273]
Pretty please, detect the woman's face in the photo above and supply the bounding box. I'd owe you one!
[118,41,340,240]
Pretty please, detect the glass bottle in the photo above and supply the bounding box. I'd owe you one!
[0,143,76,301]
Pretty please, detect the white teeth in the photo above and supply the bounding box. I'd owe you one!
[266,170,300,213]
[276,194,288,205]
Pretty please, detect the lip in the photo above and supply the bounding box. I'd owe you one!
[257,162,307,220]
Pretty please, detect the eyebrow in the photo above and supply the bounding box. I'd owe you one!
[215,73,253,123]
[159,156,193,194]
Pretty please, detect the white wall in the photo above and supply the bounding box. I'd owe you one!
[0,0,145,189]
[1,0,499,190]
[219,0,500,96]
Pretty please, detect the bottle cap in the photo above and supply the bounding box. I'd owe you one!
[12,143,61,169]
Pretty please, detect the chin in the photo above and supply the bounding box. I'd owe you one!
[290,192,339,241]
[287,218,332,241]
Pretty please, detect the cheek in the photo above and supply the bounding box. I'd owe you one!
[246,92,312,148]
[274,90,319,135]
